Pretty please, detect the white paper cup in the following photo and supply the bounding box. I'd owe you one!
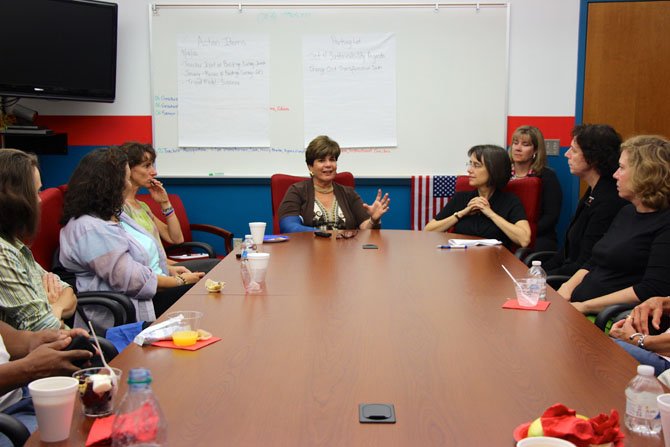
[242,253,270,293]
[657,394,670,447]
[514,278,541,307]
[517,437,576,447]
[28,376,79,442]
[249,222,267,246]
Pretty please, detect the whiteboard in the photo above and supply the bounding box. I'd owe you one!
[149,2,509,177]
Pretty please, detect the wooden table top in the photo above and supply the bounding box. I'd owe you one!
[28,230,662,446]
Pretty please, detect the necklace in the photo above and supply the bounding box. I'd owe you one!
[314,183,334,194]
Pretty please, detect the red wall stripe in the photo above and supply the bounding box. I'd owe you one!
[507,116,575,146]
[34,115,575,148]
[35,116,153,146]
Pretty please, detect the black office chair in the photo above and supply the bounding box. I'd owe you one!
[0,413,30,447]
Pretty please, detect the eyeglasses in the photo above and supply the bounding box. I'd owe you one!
[465,161,484,169]
[336,230,358,239]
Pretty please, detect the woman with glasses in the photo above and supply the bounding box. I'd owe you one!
[277,135,390,233]
[509,125,562,251]
[425,145,531,248]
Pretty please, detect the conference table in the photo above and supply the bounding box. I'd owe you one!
[28,230,662,446]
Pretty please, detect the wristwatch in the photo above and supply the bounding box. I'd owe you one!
[453,212,461,221]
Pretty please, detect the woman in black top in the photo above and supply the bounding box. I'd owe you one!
[558,135,670,315]
[543,124,628,276]
[425,145,530,249]
[509,125,562,251]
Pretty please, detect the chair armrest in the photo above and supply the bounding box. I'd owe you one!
[524,251,558,266]
[90,336,119,362]
[547,275,570,290]
[594,303,637,332]
[514,247,532,261]
[166,241,216,259]
[190,223,234,255]
[0,413,30,446]
[77,291,137,324]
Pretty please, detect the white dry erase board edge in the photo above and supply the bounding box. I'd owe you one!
[149,2,509,177]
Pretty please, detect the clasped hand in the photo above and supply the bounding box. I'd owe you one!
[463,196,493,217]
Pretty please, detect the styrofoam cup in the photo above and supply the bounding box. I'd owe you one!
[249,222,266,246]
[28,376,79,442]
[657,394,670,447]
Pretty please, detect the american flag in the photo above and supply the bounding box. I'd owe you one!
[411,175,457,230]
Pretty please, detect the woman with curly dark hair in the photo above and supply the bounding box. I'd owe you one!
[59,147,204,322]
[0,149,76,331]
[542,124,628,276]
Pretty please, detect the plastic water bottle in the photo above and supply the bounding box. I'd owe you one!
[111,368,168,447]
[625,364,663,435]
[528,260,547,301]
[241,234,256,260]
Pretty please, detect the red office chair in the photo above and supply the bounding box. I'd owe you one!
[136,193,233,258]
[454,176,541,249]
[270,172,355,234]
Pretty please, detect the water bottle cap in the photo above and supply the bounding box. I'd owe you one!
[128,368,153,385]
[637,364,654,376]
[532,260,542,266]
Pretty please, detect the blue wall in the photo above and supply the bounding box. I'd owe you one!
[39,146,577,254]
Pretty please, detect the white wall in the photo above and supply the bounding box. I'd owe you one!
[26,0,580,118]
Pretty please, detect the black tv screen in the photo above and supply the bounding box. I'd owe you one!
[0,0,118,103]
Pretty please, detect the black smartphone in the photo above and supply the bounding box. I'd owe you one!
[64,335,97,368]
[314,231,332,238]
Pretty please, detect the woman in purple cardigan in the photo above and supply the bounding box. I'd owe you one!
[59,147,204,322]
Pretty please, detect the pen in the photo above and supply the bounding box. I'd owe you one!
[436,245,467,249]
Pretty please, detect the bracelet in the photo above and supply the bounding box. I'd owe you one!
[637,334,647,349]
[453,212,460,221]
[629,332,643,341]
[162,206,175,217]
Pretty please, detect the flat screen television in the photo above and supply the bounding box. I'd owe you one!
[0,0,118,103]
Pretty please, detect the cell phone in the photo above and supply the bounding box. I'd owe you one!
[314,231,332,238]
[65,335,97,368]
[362,244,378,249]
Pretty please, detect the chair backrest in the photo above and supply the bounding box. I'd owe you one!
[454,175,542,248]
[135,193,194,244]
[270,172,355,234]
[32,187,65,270]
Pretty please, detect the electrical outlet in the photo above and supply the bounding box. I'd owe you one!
[545,139,560,156]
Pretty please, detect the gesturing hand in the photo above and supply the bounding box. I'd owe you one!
[363,189,390,222]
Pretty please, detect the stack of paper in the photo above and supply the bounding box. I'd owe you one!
[447,239,502,247]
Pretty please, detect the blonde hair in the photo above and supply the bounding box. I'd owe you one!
[621,135,670,210]
[510,125,547,173]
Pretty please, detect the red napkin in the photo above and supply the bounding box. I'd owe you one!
[502,299,551,311]
[85,402,162,446]
[540,403,625,447]
[85,415,115,446]
[151,336,221,351]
